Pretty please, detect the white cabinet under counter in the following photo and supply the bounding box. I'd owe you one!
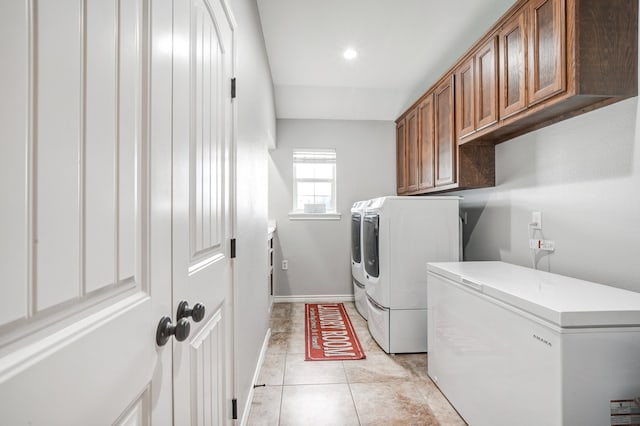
[427,261,640,426]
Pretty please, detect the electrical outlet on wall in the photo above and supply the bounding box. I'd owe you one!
[281,260,288,270]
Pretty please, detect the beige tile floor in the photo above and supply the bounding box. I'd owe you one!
[247,302,467,426]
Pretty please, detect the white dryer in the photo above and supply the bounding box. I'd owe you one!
[350,200,369,319]
[363,196,460,353]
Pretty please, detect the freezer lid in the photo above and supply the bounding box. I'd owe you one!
[427,261,640,328]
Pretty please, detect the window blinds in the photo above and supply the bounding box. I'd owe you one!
[293,149,336,164]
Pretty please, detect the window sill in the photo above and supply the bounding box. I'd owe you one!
[288,212,342,221]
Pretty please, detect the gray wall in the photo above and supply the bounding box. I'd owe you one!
[230,0,276,421]
[267,101,640,300]
[269,119,395,297]
[455,98,640,293]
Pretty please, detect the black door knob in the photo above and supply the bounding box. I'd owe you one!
[177,301,206,322]
[156,316,191,346]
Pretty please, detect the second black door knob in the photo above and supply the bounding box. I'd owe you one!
[177,301,206,322]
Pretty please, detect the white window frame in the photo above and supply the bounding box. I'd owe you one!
[289,148,341,220]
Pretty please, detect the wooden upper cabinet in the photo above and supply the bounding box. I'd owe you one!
[455,57,475,139]
[528,0,565,105]
[475,37,499,130]
[395,0,637,193]
[417,95,434,190]
[405,109,419,193]
[456,36,498,142]
[434,76,456,187]
[499,7,528,118]
[395,118,407,194]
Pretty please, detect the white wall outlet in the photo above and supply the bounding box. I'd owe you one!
[281,260,288,270]
[531,211,542,229]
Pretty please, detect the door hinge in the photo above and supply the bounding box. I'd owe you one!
[230,238,236,258]
[232,398,238,420]
[231,78,236,99]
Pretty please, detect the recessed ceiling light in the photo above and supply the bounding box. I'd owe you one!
[343,48,358,60]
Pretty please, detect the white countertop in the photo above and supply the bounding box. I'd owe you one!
[427,261,640,328]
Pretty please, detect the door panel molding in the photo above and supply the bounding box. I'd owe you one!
[0,293,154,424]
[188,253,225,276]
[0,0,30,327]
[1,0,148,335]
[190,0,226,259]
[0,281,138,348]
[188,307,225,424]
[0,292,149,383]
[0,1,158,422]
[115,385,152,426]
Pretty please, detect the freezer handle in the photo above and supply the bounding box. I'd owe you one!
[461,278,482,291]
[429,269,483,292]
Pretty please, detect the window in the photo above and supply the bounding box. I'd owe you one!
[290,149,340,220]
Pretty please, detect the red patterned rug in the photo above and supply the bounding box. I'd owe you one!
[305,303,366,361]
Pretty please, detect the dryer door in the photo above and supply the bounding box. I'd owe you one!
[351,212,362,265]
[363,213,379,279]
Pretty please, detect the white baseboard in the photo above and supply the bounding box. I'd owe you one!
[273,294,355,304]
[239,328,271,426]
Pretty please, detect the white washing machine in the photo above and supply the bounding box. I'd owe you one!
[363,196,460,353]
[350,200,369,320]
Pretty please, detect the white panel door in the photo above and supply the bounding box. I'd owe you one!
[0,0,174,424]
[171,0,236,424]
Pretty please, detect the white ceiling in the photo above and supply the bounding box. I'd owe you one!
[256,0,516,121]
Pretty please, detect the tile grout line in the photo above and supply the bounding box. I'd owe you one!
[276,383,284,426]
[346,371,363,426]
[277,327,290,426]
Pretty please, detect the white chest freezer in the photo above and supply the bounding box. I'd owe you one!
[427,261,640,426]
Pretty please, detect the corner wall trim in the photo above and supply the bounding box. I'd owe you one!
[273,294,355,304]
[240,328,271,426]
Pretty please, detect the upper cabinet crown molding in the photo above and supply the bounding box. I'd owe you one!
[396,0,637,195]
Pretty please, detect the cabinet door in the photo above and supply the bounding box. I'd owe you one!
[418,95,434,190]
[528,0,565,105]
[435,76,456,187]
[499,8,528,118]
[406,109,419,193]
[455,57,475,139]
[475,37,498,129]
[396,119,407,194]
